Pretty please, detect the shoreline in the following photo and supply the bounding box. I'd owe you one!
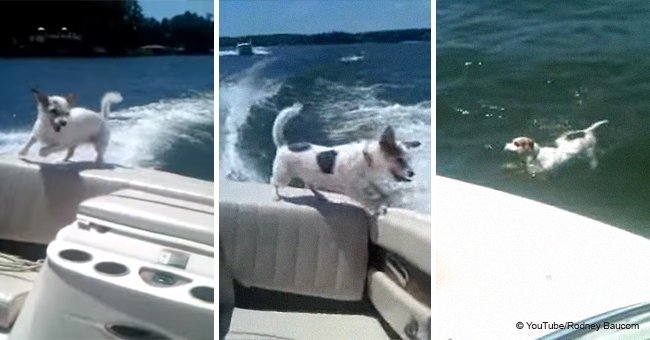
[0,52,214,59]
[218,28,430,48]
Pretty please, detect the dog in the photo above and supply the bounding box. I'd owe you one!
[504,120,608,173]
[19,88,122,164]
[270,103,420,214]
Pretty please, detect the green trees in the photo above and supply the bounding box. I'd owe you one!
[219,29,430,48]
[0,0,213,56]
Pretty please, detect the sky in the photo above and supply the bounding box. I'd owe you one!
[139,0,214,20]
[219,0,430,37]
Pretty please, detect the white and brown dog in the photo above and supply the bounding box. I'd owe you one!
[504,120,608,173]
[270,103,420,213]
[19,88,122,164]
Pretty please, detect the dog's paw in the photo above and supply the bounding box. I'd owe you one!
[38,148,49,157]
[367,206,388,218]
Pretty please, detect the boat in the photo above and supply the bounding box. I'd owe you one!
[340,52,365,63]
[437,176,650,339]
[219,180,431,339]
[0,155,213,339]
[236,42,253,56]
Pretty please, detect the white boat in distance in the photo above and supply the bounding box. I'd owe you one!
[236,42,253,56]
[340,52,365,63]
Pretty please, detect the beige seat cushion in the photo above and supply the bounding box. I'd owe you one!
[0,155,213,246]
[0,271,38,329]
[220,181,369,301]
[226,308,389,340]
[78,189,214,246]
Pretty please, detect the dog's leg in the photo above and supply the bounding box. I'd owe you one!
[93,130,110,165]
[273,186,282,201]
[64,146,77,162]
[93,142,107,164]
[38,144,65,158]
[95,154,104,165]
[587,148,598,169]
[309,186,327,201]
[270,162,291,201]
[18,136,36,156]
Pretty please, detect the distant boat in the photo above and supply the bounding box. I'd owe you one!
[340,52,365,63]
[236,42,253,56]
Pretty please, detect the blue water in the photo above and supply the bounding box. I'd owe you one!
[437,1,650,236]
[219,43,431,213]
[0,56,214,181]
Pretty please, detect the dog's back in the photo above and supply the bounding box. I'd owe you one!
[539,120,608,171]
[54,107,106,146]
[273,142,365,195]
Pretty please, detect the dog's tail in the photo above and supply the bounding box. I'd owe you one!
[100,92,123,118]
[584,120,609,133]
[272,103,303,147]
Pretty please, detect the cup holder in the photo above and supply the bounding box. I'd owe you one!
[139,268,191,288]
[95,262,129,277]
[59,249,92,263]
[190,286,213,303]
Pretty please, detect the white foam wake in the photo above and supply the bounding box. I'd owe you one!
[218,65,431,214]
[219,60,280,181]
[312,80,431,214]
[218,46,272,57]
[0,93,214,168]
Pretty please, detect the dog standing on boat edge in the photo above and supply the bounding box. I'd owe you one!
[19,88,122,164]
[270,103,421,214]
[504,119,609,173]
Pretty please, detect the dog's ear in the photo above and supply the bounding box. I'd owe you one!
[65,93,75,106]
[403,141,421,149]
[380,126,395,144]
[522,138,535,150]
[380,126,401,156]
[31,88,48,107]
[380,126,402,156]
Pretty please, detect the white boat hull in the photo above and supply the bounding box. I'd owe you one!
[437,176,650,339]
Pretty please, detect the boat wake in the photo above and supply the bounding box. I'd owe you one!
[219,60,431,214]
[219,46,272,57]
[0,92,214,169]
[339,54,365,63]
[219,59,280,182]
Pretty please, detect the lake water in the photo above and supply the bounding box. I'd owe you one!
[219,43,431,214]
[437,1,650,236]
[0,56,214,181]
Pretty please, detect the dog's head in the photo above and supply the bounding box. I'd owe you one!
[365,126,420,182]
[32,88,74,132]
[504,136,537,157]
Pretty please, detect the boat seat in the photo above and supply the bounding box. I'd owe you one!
[373,208,431,274]
[0,155,213,246]
[0,271,38,330]
[219,181,370,301]
[78,189,214,246]
[226,308,389,340]
[367,270,430,340]
[220,245,235,340]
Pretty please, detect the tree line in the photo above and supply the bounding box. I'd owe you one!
[219,29,430,48]
[0,0,213,57]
